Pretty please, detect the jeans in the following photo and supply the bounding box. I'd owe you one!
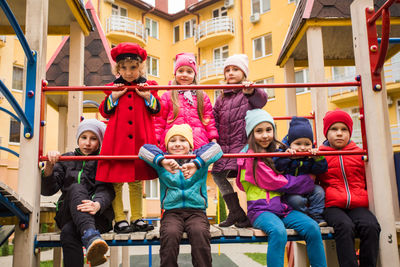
[253,210,327,267]
[285,185,325,216]
[324,207,380,267]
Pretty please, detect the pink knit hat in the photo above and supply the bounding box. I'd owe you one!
[223,54,249,77]
[174,53,197,76]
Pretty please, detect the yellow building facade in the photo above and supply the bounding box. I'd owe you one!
[1,0,400,219]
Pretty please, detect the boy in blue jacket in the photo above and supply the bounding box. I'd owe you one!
[139,124,222,267]
[274,116,327,226]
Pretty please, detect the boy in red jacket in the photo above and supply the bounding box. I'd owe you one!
[318,109,380,267]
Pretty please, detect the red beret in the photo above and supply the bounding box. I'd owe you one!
[323,109,353,137]
[111,42,147,62]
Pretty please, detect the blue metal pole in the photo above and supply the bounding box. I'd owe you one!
[378,37,400,44]
[0,106,21,122]
[0,146,19,157]
[0,0,35,64]
[0,80,33,137]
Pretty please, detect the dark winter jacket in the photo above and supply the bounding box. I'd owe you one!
[212,88,267,174]
[41,149,115,227]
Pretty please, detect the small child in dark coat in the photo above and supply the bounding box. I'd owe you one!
[41,119,115,267]
[274,116,328,226]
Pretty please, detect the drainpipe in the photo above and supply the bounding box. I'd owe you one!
[240,0,244,53]
[186,4,201,62]
[142,5,156,24]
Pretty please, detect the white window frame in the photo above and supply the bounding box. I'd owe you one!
[252,34,272,59]
[145,17,159,39]
[212,6,227,18]
[251,0,271,15]
[145,179,160,199]
[295,69,310,94]
[12,65,24,92]
[255,77,275,99]
[8,117,20,145]
[147,56,159,77]
[213,45,229,62]
[173,25,180,43]
[331,66,356,81]
[184,18,196,39]
[111,4,127,17]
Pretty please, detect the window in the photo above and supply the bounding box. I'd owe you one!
[173,25,180,43]
[253,34,272,59]
[255,77,275,99]
[145,18,159,39]
[9,118,20,144]
[145,179,159,199]
[214,90,222,104]
[12,66,23,91]
[252,0,270,14]
[343,107,362,146]
[288,0,299,4]
[111,4,127,16]
[184,19,196,39]
[147,56,159,77]
[332,66,356,81]
[212,7,227,18]
[295,69,310,94]
[213,45,229,62]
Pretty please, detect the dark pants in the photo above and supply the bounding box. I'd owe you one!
[160,209,211,267]
[58,183,112,267]
[324,207,381,267]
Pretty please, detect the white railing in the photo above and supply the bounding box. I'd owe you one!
[198,59,226,81]
[106,15,147,43]
[195,17,235,43]
[351,124,400,147]
[328,75,358,97]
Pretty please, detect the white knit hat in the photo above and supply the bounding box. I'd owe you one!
[223,54,249,77]
[76,119,106,145]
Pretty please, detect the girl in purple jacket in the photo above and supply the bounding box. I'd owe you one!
[155,53,219,151]
[237,109,327,267]
[212,54,268,227]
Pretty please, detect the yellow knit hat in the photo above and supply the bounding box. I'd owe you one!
[165,124,194,149]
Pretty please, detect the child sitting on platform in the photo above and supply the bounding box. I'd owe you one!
[139,124,222,267]
[274,116,328,226]
[318,109,381,267]
[237,109,327,267]
[41,119,114,267]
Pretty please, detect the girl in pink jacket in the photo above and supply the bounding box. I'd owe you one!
[155,53,218,150]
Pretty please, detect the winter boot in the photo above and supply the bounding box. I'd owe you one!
[219,192,251,228]
[82,229,109,266]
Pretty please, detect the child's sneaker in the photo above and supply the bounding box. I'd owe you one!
[309,214,328,227]
[113,220,131,233]
[81,229,108,266]
[130,219,154,232]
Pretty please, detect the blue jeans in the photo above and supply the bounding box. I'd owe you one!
[285,185,325,216]
[253,210,327,267]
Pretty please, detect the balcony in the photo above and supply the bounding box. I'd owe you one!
[328,74,358,103]
[0,36,6,48]
[352,124,400,149]
[106,15,147,46]
[198,59,225,84]
[194,17,235,48]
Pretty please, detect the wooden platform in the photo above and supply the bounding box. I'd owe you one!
[35,225,335,248]
[0,181,32,226]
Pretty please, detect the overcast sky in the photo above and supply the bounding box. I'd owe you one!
[144,0,185,14]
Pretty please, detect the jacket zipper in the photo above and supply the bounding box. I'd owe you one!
[199,187,207,208]
[180,173,185,207]
[339,155,351,208]
[161,188,169,210]
[77,161,86,184]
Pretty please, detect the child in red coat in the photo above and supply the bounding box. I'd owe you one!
[96,42,160,233]
[318,109,380,267]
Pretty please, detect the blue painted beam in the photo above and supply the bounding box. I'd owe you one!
[0,0,35,64]
[0,106,20,122]
[0,81,33,138]
[378,37,400,44]
[0,146,19,157]
[0,193,29,227]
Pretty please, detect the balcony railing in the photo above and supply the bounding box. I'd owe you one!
[198,59,226,81]
[351,124,400,148]
[195,17,234,43]
[383,60,400,83]
[328,75,358,97]
[106,15,147,43]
